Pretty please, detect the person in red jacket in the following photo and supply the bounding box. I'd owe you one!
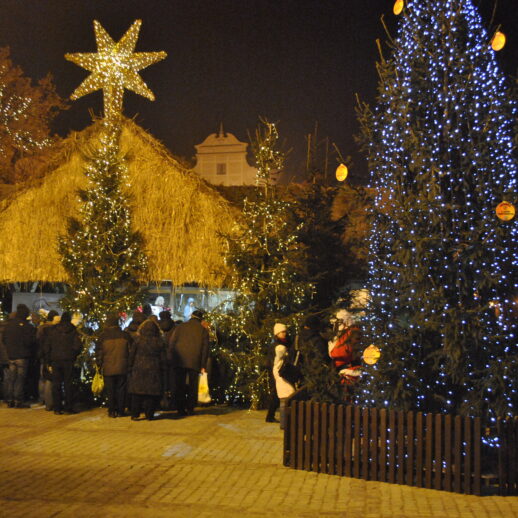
[328,310,362,399]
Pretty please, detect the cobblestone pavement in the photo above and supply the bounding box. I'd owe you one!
[0,404,517,518]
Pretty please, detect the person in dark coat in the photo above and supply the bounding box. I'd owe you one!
[159,310,176,407]
[3,304,37,408]
[96,313,132,418]
[0,313,13,403]
[159,310,175,342]
[43,311,82,415]
[298,315,328,362]
[36,310,60,410]
[128,319,166,420]
[126,311,146,341]
[167,310,209,416]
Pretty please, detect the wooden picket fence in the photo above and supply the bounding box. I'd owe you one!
[283,400,518,495]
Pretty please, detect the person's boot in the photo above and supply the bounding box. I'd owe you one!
[8,401,15,408]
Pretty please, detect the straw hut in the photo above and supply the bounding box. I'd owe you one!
[0,119,239,287]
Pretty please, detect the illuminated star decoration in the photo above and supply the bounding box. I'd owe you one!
[65,20,167,120]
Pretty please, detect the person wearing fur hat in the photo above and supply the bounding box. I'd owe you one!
[96,313,133,418]
[3,304,37,408]
[43,311,82,414]
[272,322,296,429]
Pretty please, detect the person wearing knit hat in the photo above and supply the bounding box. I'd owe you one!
[273,323,287,337]
[269,322,296,429]
[265,323,287,423]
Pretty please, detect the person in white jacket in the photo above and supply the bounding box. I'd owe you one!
[272,322,295,429]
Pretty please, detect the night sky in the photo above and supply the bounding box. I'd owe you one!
[0,0,516,183]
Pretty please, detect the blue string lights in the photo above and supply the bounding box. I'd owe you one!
[357,0,517,421]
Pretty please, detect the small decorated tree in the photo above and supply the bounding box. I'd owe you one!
[58,123,148,337]
[210,120,314,407]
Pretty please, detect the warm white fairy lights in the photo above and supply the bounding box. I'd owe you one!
[59,20,160,334]
[65,19,166,120]
[209,121,314,406]
[359,0,517,422]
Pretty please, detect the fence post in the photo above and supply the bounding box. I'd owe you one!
[336,404,344,476]
[406,411,414,486]
[370,408,379,481]
[304,400,312,471]
[444,414,452,492]
[353,406,361,479]
[397,411,405,485]
[415,412,424,488]
[434,413,442,491]
[473,417,481,496]
[296,400,305,469]
[289,400,298,469]
[312,401,321,473]
[425,413,433,489]
[320,403,329,473]
[379,408,387,482]
[362,407,370,480]
[464,416,472,494]
[283,401,291,466]
[328,403,336,475]
[454,415,462,493]
[345,405,353,477]
[388,410,396,484]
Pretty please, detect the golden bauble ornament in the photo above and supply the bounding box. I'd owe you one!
[491,31,506,51]
[335,163,348,182]
[496,201,515,221]
[363,345,381,365]
[393,0,404,15]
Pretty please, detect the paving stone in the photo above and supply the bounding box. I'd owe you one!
[1,405,518,517]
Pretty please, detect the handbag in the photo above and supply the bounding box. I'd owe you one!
[91,365,104,396]
[278,350,302,385]
[198,372,211,404]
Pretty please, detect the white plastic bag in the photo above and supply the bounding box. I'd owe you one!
[198,372,211,404]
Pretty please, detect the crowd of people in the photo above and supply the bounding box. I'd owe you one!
[0,302,362,426]
[0,303,209,420]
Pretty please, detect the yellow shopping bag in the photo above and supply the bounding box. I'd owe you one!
[91,366,104,396]
[198,372,211,404]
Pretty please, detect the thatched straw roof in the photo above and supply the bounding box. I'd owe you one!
[0,119,238,286]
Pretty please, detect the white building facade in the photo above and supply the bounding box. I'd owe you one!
[193,125,257,186]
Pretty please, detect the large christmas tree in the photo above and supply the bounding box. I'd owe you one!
[210,120,314,408]
[59,20,166,338]
[357,0,517,420]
